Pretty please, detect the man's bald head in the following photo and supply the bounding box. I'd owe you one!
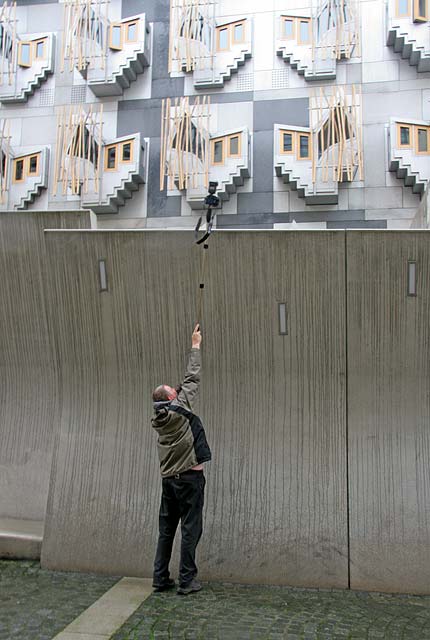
[152,384,177,402]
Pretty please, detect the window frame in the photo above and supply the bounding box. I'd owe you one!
[396,0,411,17]
[28,154,40,176]
[109,23,123,50]
[231,20,246,44]
[415,126,430,154]
[397,123,412,148]
[120,140,134,163]
[280,16,296,40]
[124,20,139,43]
[228,133,241,158]
[216,25,230,52]
[216,19,247,52]
[18,41,32,67]
[297,132,311,160]
[105,144,118,171]
[280,130,295,155]
[12,153,41,183]
[211,137,225,165]
[413,0,428,20]
[33,38,47,60]
[297,17,311,45]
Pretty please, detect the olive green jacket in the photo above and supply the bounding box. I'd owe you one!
[152,349,212,477]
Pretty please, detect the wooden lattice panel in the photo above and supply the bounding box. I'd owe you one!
[61,0,109,72]
[0,118,11,203]
[160,96,211,191]
[0,2,16,87]
[312,0,361,61]
[310,84,363,184]
[52,104,104,196]
[169,0,214,73]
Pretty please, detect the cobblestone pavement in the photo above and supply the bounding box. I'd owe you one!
[113,582,430,640]
[0,560,118,640]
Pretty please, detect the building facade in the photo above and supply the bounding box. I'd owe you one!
[0,0,429,229]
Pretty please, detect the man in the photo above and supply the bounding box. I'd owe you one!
[151,324,211,596]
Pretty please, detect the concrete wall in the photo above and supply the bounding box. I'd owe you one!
[0,211,91,522]
[41,230,349,588]
[348,231,430,594]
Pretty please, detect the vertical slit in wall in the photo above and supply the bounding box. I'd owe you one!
[344,231,351,589]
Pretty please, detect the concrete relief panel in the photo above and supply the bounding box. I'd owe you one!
[41,230,348,588]
[0,211,91,522]
[347,231,430,594]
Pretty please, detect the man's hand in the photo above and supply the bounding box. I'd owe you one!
[192,324,202,349]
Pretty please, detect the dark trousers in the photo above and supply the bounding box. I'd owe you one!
[153,470,205,588]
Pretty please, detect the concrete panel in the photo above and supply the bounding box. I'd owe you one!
[0,212,91,521]
[347,232,430,594]
[253,98,309,132]
[42,231,348,588]
[252,131,274,193]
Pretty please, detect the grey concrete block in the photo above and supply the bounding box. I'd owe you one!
[237,192,274,214]
[117,101,162,138]
[252,131,274,193]
[205,91,254,104]
[122,0,169,23]
[348,188,365,210]
[151,78,186,99]
[254,98,309,132]
[362,125,387,187]
[364,187,403,209]
[328,220,387,228]
[346,62,362,84]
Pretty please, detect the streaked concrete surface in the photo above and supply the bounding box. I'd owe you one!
[347,232,430,594]
[0,211,91,522]
[41,230,348,588]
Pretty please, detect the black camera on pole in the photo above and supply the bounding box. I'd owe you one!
[204,181,220,209]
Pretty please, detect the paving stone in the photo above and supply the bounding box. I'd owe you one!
[112,582,430,640]
[0,560,118,640]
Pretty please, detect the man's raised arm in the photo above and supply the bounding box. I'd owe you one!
[174,324,202,413]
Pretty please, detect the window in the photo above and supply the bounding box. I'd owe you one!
[12,153,41,183]
[212,139,224,164]
[121,141,133,162]
[14,159,24,182]
[68,126,99,165]
[233,22,245,43]
[211,133,243,165]
[281,17,295,39]
[229,134,241,157]
[104,140,135,170]
[298,18,311,44]
[279,130,311,160]
[105,145,117,170]
[396,122,430,154]
[216,20,246,51]
[298,134,310,159]
[414,0,428,20]
[280,131,294,154]
[28,155,39,175]
[34,39,46,60]
[18,42,31,67]
[109,24,122,50]
[398,124,412,147]
[318,113,351,158]
[396,0,411,16]
[125,20,138,42]
[280,16,311,44]
[217,27,229,51]
[416,127,429,153]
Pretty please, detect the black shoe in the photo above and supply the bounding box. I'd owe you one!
[152,578,176,592]
[177,579,202,595]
